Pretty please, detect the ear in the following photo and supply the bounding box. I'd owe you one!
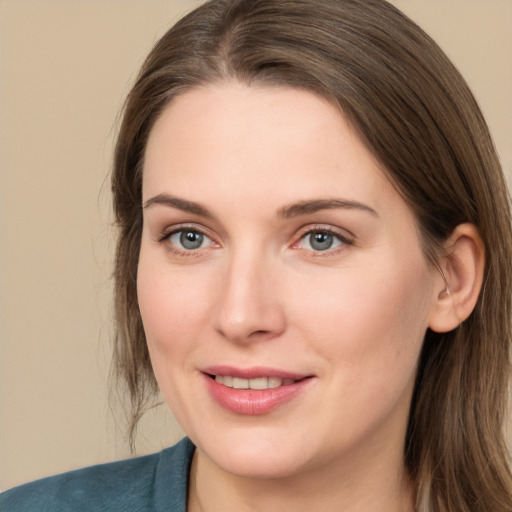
[429,223,485,333]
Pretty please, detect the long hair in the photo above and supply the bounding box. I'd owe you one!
[111,1,512,509]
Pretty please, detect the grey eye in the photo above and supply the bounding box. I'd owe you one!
[309,231,335,251]
[298,230,344,252]
[170,230,206,250]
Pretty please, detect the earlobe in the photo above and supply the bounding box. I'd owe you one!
[428,223,485,333]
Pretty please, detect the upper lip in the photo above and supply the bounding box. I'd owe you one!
[202,365,312,380]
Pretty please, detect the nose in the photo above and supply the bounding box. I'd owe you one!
[213,250,286,344]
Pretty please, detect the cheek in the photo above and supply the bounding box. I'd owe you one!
[296,257,433,386]
[292,261,433,445]
[137,258,212,366]
[136,260,212,429]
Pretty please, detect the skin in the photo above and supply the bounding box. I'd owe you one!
[138,83,446,511]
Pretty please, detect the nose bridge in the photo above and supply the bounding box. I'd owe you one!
[214,243,285,343]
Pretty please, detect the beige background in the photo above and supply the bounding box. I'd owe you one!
[1,0,511,491]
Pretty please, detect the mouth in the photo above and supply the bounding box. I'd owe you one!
[202,366,314,415]
[211,375,300,390]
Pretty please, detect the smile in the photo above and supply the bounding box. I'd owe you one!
[214,375,296,389]
[203,368,315,415]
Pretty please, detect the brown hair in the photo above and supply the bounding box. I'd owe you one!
[111,0,512,509]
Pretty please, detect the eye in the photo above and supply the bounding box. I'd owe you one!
[297,229,349,252]
[168,229,212,250]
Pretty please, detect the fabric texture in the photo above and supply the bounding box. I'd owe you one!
[0,437,195,512]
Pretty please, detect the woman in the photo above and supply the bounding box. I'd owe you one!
[2,0,511,510]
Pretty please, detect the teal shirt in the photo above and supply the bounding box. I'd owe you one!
[0,437,195,511]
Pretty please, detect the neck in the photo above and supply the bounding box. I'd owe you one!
[187,442,416,512]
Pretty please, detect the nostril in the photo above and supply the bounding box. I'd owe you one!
[251,330,269,336]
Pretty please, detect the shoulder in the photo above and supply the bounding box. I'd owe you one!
[0,437,195,512]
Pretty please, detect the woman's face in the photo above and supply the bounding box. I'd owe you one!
[138,83,439,479]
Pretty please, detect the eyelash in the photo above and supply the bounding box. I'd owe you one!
[158,225,218,258]
[292,226,354,257]
[157,224,354,258]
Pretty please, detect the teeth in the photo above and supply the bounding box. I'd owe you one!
[249,377,268,390]
[268,376,282,388]
[233,377,249,389]
[214,375,295,389]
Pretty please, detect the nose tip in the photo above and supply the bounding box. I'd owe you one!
[214,261,286,344]
[216,313,283,344]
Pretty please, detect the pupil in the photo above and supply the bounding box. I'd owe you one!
[311,232,332,251]
[180,231,203,249]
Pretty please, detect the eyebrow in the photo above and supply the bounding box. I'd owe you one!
[277,199,378,218]
[143,194,214,218]
[143,194,378,219]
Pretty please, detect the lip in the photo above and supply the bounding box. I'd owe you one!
[203,365,309,380]
[202,366,315,415]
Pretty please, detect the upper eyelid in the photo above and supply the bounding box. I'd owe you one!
[158,223,214,240]
[288,227,354,257]
[154,222,354,248]
[294,224,355,241]
[158,226,218,256]
[152,216,230,244]
[169,229,213,249]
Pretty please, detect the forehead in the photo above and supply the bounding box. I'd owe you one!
[142,83,397,214]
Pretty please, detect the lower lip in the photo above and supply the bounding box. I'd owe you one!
[204,375,313,415]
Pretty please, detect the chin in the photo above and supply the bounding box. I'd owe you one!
[210,447,307,480]
[190,424,320,480]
